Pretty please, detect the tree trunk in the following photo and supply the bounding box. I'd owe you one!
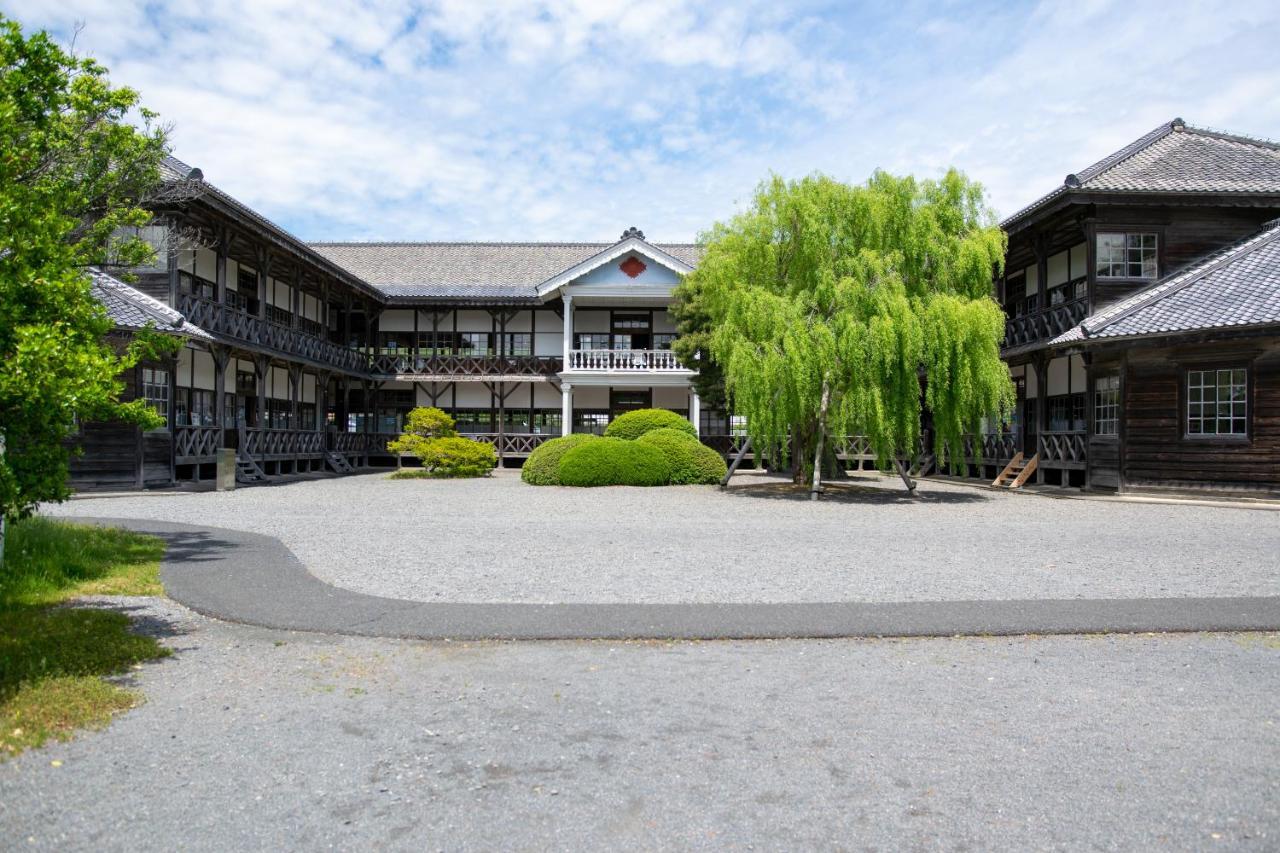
[810,380,831,500]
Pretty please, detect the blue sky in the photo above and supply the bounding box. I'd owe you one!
[6,0,1280,242]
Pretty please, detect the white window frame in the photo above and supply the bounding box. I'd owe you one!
[1093,375,1120,437]
[141,367,170,429]
[1186,368,1248,438]
[1096,232,1158,279]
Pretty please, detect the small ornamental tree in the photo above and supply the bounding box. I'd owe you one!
[386,406,457,459]
[0,17,170,524]
[682,170,1014,493]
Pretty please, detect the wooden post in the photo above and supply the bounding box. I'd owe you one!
[809,380,830,501]
[720,436,752,488]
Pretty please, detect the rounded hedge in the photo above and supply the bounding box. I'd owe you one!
[557,437,671,487]
[418,436,496,478]
[636,428,728,485]
[603,408,697,441]
[521,433,600,485]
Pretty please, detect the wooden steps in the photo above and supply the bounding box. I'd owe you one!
[325,451,356,475]
[992,452,1039,489]
[235,455,269,484]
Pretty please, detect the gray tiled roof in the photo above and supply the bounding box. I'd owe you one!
[309,241,703,299]
[1051,219,1280,344]
[1002,119,1280,230]
[158,156,384,299]
[89,267,211,340]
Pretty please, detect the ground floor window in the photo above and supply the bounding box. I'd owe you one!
[574,411,610,434]
[1093,375,1120,436]
[141,367,169,428]
[531,410,562,435]
[1187,368,1247,436]
[175,388,216,427]
[453,409,493,433]
[1046,393,1085,432]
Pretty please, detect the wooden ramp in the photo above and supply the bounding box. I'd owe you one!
[992,452,1038,489]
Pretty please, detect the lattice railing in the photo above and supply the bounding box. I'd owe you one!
[174,425,221,461]
[466,432,555,455]
[242,428,326,458]
[368,354,562,378]
[1004,297,1087,348]
[177,294,367,373]
[1038,430,1087,466]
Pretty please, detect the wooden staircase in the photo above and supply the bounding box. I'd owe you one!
[992,452,1038,489]
[235,454,269,484]
[910,453,936,478]
[325,451,356,475]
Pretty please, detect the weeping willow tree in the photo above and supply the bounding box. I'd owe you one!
[680,170,1014,492]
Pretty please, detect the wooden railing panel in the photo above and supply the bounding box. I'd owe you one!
[174,425,221,460]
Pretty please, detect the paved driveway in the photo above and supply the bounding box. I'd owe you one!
[2,597,1277,851]
[49,470,1280,604]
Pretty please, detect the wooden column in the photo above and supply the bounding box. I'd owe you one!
[256,250,270,322]
[1033,355,1048,485]
[254,355,269,431]
[214,229,228,305]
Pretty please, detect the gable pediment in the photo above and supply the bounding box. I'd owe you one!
[536,234,693,298]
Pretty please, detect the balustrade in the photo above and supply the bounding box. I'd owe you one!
[174,425,222,461]
[466,432,555,455]
[567,349,686,372]
[241,427,326,458]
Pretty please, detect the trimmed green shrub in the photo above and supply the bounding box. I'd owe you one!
[388,406,458,458]
[636,428,728,485]
[603,408,697,440]
[521,433,600,485]
[557,437,671,487]
[417,436,496,478]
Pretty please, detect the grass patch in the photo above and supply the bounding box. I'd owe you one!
[2,517,164,607]
[1,517,170,758]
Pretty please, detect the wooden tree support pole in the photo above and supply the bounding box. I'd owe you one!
[719,436,752,489]
[894,457,918,494]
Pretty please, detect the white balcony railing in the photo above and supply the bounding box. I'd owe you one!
[567,349,687,372]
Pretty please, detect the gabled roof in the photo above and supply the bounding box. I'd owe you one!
[310,234,702,302]
[1002,119,1280,232]
[89,267,210,340]
[1051,219,1280,345]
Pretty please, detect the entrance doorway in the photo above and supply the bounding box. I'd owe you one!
[610,389,652,421]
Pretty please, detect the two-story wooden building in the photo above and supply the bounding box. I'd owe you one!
[71,157,706,488]
[987,118,1280,494]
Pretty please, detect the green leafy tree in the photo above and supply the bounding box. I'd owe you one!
[669,275,726,411]
[683,170,1013,492]
[0,17,170,522]
[386,406,457,458]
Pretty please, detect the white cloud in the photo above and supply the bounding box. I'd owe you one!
[2,0,1279,240]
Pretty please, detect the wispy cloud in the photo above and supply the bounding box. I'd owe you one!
[5,0,1280,241]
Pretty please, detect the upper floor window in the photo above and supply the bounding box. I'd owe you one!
[1187,368,1247,437]
[1093,375,1120,436]
[1096,232,1157,279]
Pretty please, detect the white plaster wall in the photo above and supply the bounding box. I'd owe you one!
[455,310,491,331]
[191,349,215,390]
[653,386,690,409]
[302,374,316,404]
[535,310,563,335]
[1009,365,1025,378]
[573,386,608,408]
[453,384,492,407]
[535,334,562,356]
[1070,243,1087,278]
[1026,366,1039,398]
[505,311,532,332]
[271,366,290,398]
[1024,266,1039,296]
[1070,355,1086,392]
[1047,356,1070,396]
[195,248,216,280]
[533,383,561,407]
[1047,251,1069,287]
[574,310,609,333]
[226,259,239,291]
[379,310,416,332]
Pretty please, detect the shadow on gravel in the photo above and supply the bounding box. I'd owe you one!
[725,481,989,505]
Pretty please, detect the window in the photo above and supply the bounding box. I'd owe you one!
[1096,232,1157,279]
[575,333,610,350]
[532,410,562,435]
[178,272,214,299]
[1094,375,1120,436]
[141,367,169,428]
[1187,368,1247,437]
[457,332,493,356]
[452,409,493,433]
[499,333,532,356]
[266,304,293,327]
[574,411,610,435]
[653,333,677,350]
[1046,393,1085,432]
[612,313,649,330]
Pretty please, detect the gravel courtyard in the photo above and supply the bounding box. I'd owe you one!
[48,470,1280,605]
[2,597,1277,851]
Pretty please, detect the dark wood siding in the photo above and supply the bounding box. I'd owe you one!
[1122,341,1280,491]
[67,361,175,489]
